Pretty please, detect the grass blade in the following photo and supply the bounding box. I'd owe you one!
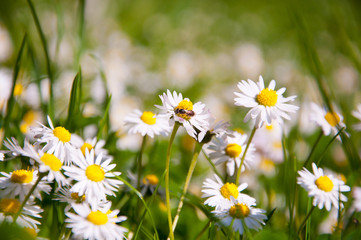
[66,69,82,130]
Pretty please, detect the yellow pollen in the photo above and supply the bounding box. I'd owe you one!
[40,153,62,171]
[71,192,86,202]
[315,176,334,192]
[85,164,105,182]
[260,158,275,172]
[24,227,37,237]
[229,203,250,218]
[143,174,159,186]
[324,112,341,127]
[265,124,273,130]
[256,88,278,107]
[53,126,71,143]
[20,123,29,134]
[174,99,193,120]
[272,141,283,149]
[220,182,239,200]
[87,211,108,225]
[225,143,242,158]
[11,169,34,183]
[81,143,93,155]
[0,198,21,215]
[234,128,245,134]
[23,111,36,124]
[13,83,23,96]
[140,111,157,125]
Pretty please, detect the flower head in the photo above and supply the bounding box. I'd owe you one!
[202,174,249,209]
[352,104,361,131]
[297,163,351,211]
[63,149,123,207]
[65,202,127,240]
[156,90,210,142]
[212,195,267,235]
[234,76,298,128]
[207,131,256,176]
[124,109,171,138]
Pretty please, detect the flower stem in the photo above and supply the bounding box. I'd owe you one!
[165,122,180,240]
[297,205,316,235]
[171,142,204,234]
[303,129,323,168]
[13,172,47,223]
[236,127,257,185]
[137,135,147,190]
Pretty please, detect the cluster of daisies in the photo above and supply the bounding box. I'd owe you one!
[1,75,360,238]
[0,117,127,239]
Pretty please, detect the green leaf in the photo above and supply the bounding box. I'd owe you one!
[66,69,82,130]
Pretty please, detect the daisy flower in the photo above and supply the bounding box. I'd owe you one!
[212,195,267,235]
[65,202,128,240]
[30,116,77,165]
[202,174,250,209]
[124,109,171,138]
[0,197,43,229]
[207,131,256,176]
[128,171,161,196]
[297,163,351,211]
[63,149,123,206]
[54,186,86,212]
[0,169,50,201]
[198,117,230,144]
[234,75,298,128]
[352,104,361,131]
[156,89,211,142]
[310,102,346,137]
[72,135,111,158]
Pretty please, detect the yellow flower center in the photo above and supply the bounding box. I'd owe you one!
[20,123,29,134]
[140,111,157,125]
[315,176,334,192]
[40,153,62,171]
[225,143,242,158]
[13,83,23,96]
[85,164,105,182]
[256,88,278,107]
[229,203,250,218]
[23,111,36,124]
[53,126,71,143]
[265,124,273,130]
[71,192,86,202]
[81,142,93,155]
[10,169,34,183]
[0,198,21,215]
[87,211,108,225]
[24,227,37,237]
[220,182,239,200]
[260,158,275,172]
[142,174,159,186]
[174,99,194,120]
[324,112,341,127]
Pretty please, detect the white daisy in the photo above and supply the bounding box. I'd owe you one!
[63,149,123,206]
[5,138,68,187]
[297,163,351,211]
[54,186,87,212]
[72,135,111,159]
[127,171,161,196]
[212,195,267,235]
[207,131,256,176]
[202,174,249,209]
[30,116,77,165]
[351,187,361,212]
[234,75,298,128]
[0,169,50,201]
[198,116,230,144]
[156,89,211,142]
[352,104,361,131]
[0,197,43,229]
[310,102,346,138]
[124,109,171,138]
[65,202,128,240]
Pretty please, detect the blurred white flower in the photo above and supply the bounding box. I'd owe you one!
[352,104,361,131]
[166,51,198,88]
[0,25,12,62]
[234,43,264,78]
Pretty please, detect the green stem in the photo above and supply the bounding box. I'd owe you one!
[13,172,47,222]
[236,127,257,185]
[303,129,323,168]
[137,135,147,190]
[171,142,204,234]
[317,127,345,166]
[297,205,316,235]
[196,220,211,240]
[165,122,180,240]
